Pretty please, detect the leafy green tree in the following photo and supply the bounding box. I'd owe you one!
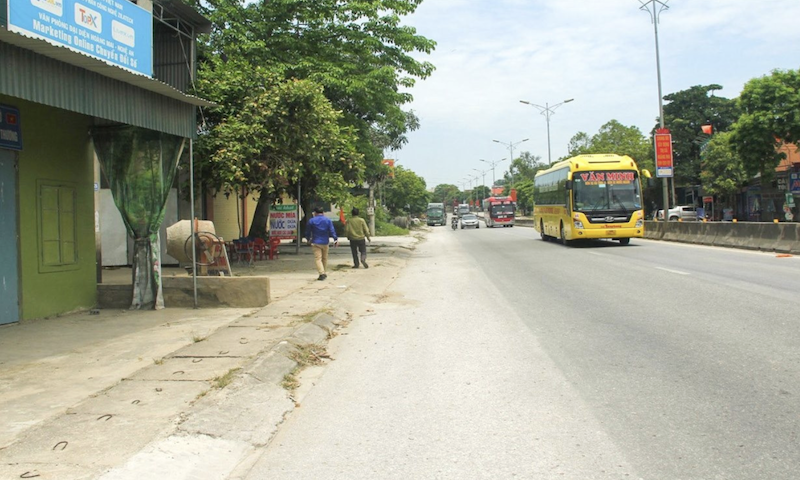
[196,62,362,236]
[700,131,747,199]
[383,166,430,216]
[568,120,653,168]
[195,0,436,228]
[660,84,739,185]
[432,184,461,206]
[507,151,544,182]
[730,69,800,180]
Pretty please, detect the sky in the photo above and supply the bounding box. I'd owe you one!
[392,0,800,190]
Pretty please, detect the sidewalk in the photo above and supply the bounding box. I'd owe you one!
[0,234,421,480]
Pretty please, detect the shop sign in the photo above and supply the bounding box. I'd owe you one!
[654,128,673,178]
[7,0,153,76]
[790,172,800,194]
[777,176,788,191]
[269,204,298,240]
[0,105,22,151]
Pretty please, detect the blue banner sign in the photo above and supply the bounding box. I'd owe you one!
[0,105,22,151]
[790,172,800,195]
[7,0,153,76]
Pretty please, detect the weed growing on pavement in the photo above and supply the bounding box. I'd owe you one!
[153,357,165,365]
[289,343,330,367]
[192,334,207,343]
[212,368,241,390]
[292,308,331,326]
[281,372,300,391]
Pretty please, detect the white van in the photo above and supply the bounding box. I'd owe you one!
[456,204,470,218]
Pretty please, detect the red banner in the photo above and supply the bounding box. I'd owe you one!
[654,128,673,178]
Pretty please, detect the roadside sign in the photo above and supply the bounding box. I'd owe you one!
[654,128,673,178]
[0,105,22,151]
[790,172,800,194]
[703,196,713,203]
[269,204,298,240]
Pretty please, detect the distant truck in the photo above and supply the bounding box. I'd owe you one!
[426,202,446,226]
[456,204,470,218]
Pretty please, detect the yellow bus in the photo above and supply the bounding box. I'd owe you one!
[533,154,651,246]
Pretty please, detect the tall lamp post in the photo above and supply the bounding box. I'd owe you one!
[519,98,574,165]
[640,0,670,213]
[473,168,487,195]
[479,158,506,188]
[492,138,528,188]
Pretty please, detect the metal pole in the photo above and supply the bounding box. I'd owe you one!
[189,139,198,309]
[641,0,670,213]
[296,181,301,254]
[545,103,552,164]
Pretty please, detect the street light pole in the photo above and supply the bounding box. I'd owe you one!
[640,0,670,213]
[479,158,506,188]
[519,98,574,165]
[492,138,528,189]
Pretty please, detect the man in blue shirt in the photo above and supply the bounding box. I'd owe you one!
[305,206,338,280]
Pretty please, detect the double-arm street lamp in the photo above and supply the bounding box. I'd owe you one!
[479,158,506,188]
[492,139,528,188]
[519,98,574,165]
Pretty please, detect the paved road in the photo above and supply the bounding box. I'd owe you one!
[243,223,800,479]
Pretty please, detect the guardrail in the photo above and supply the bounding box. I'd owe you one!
[644,220,800,254]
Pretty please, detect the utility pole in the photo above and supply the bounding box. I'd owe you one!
[492,139,528,189]
[480,158,507,189]
[641,0,671,213]
[519,99,574,165]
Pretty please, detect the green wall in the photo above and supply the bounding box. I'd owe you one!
[3,96,97,319]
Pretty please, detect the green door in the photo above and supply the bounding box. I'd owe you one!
[0,149,19,324]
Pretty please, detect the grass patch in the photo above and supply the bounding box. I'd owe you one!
[153,357,165,365]
[212,367,241,390]
[281,371,300,391]
[375,222,408,236]
[192,334,207,343]
[289,343,330,367]
[292,308,330,326]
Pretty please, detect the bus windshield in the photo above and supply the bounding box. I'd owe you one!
[572,170,642,213]
[490,204,514,215]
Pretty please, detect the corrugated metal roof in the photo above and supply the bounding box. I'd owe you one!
[0,27,214,108]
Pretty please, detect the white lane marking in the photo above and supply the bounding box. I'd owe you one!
[655,266,690,276]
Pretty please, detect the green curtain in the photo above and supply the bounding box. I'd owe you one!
[92,126,186,310]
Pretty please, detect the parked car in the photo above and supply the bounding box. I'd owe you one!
[656,205,698,221]
[460,213,479,229]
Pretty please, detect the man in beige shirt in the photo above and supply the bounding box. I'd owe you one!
[344,207,371,268]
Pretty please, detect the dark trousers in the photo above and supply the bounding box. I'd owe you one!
[349,239,367,266]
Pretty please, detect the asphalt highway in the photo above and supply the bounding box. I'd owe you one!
[244,221,800,480]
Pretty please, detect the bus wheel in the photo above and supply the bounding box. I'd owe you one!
[540,221,547,241]
[560,223,571,246]
[618,238,630,246]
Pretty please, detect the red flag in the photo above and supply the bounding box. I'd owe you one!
[701,124,713,135]
[339,209,346,224]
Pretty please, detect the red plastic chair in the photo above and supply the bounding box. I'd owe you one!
[268,237,281,260]
[252,238,267,261]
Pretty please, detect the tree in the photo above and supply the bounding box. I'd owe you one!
[660,85,739,185]
[508,151,544,182]
[700,131,747,199]
[195,0,436,228]
[432,184,461,206]
[566,120,653,171]
[383,166,430,216]
[730,69,800,180]
[195,62,362,237]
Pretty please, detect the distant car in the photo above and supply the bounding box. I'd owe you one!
[656,205,698,221]
[460,213,479,229]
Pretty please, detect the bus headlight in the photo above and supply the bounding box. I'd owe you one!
[573,220,585,229]
[635,219,644,228]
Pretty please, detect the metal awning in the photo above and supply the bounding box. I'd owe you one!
[0,28,215,108]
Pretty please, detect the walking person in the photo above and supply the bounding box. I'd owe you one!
[345,207,371,268]
[305,207,338,280]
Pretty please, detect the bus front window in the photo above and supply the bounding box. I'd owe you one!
[573,171,642,213]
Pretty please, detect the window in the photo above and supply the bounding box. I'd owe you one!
[38,181,78,270]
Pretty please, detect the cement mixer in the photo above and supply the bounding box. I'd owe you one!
[165,220,231,275]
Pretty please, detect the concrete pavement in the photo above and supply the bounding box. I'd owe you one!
[0,234,421,480]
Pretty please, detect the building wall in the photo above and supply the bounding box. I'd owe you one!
[5,96,97,319]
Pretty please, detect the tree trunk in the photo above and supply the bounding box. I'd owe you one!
[248,191,274,239]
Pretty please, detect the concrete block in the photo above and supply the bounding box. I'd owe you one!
[97,276,271,309]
